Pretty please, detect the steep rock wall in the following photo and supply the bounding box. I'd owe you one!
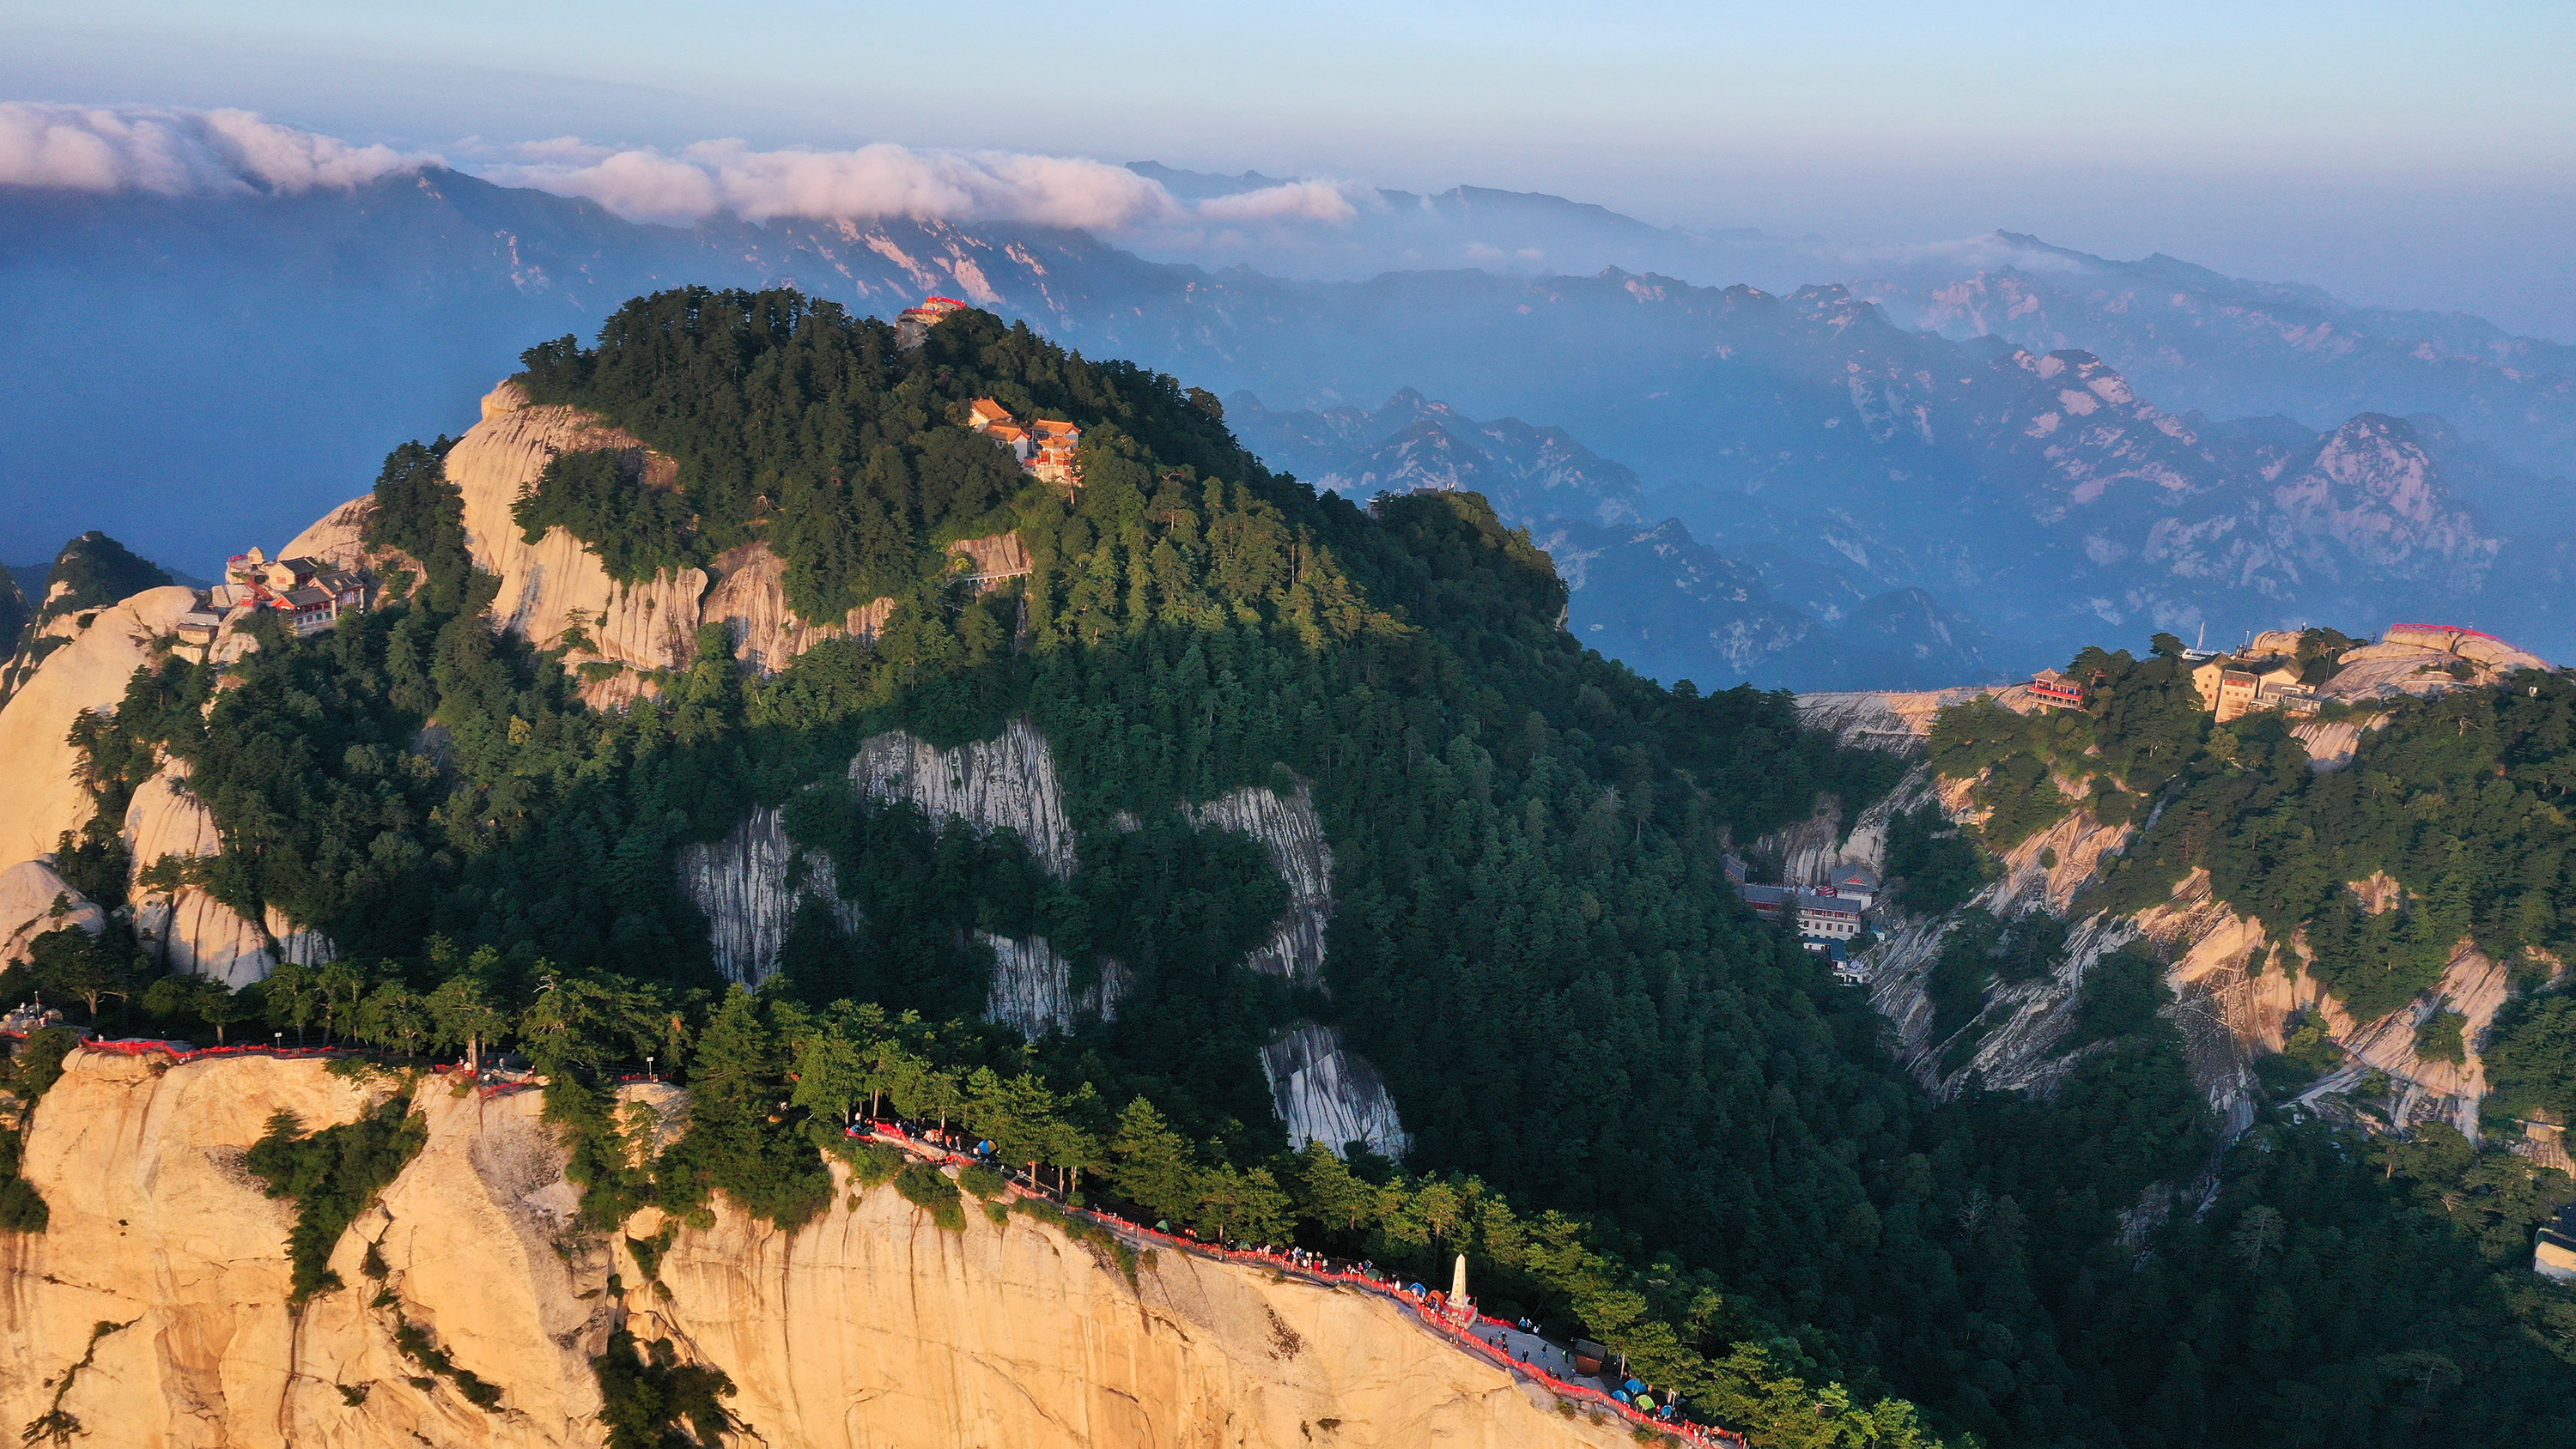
[448,381,709,672]
[1261,1025,1411,1158]
[2298,938,2512,1138]
[674,804,848,985]
[1164,783,1409,1154]
[121,766,275,986]
[688,724,1406,1150]
[0,585,197,867]
[698,542,895,677]
[1179,782,1333,988]
[853,719,1097,1030]
[1751,796,1848,889]
[853,719,1081,881]
[0,1051,1615,1449]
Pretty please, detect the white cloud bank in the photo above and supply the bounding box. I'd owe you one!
[489,139,1295,231]
[0,102,1368,237]
[0,102,430,195]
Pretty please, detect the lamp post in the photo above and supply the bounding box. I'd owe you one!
[273,1030,283,1055]
[646,1054,655,1084]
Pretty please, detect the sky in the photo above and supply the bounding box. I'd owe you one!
[3,0,2574,334]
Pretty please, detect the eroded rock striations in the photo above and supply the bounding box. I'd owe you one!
[0,1048,1613,1449]
[677,719,1409,1153]
[1801,624,2557,1150]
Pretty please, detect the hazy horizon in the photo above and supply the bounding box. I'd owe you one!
[5,1,2573,338]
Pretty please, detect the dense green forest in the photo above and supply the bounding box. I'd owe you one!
[11,293,2576,1446]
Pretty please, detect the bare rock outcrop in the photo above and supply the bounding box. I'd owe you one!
[675,804,859,985]
[0,584,197,867]
[698,543,895,677]
[1751,796,1849,889]
[948,529,1033,583]
[1173,783,1409,1154]
[449,381,709,672]
[2290,717,2373,771]
[854,719,1081,881]
[2304,939,2514,1137]
[0,1050,1609,1449]
[120,765,276,985]
[0,858,104,965]
[683,724,1404,1146]
[1181,782,1334,987]
[277,494,379,573]
[2315,630,2552,705]
[1261,1023,1412,1157]
[1795,686,1994,756]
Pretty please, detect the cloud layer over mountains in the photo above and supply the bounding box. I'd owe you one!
[0,102,1364,233]
[0,102,428,197]
[482,138,1190,229]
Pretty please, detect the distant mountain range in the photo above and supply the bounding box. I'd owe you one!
[1222,389,2000,689]
[3,164,2567,688]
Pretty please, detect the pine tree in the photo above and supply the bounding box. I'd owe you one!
[1107,1096,1199,1221]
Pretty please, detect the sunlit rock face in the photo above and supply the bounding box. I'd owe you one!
[0,1049,1610,1449]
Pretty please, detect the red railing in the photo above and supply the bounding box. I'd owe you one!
[849,1125,1742,1446]
[24,1047,1735,1441]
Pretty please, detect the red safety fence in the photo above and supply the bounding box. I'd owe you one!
[848,1125,1745,1446]
[8,1058,1739,1443]
[77,1038,345,1063]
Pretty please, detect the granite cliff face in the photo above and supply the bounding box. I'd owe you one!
[299,380,993,706]
[677,719,1409,1156]
[121,766,276,988]
[0,859,103,967]
[0,584,197,867]
[447,381,711,680]
[0,1048,1611,1449]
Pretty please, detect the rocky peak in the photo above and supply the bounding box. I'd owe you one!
[2271,414,2495,582]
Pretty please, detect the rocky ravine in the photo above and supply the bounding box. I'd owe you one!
[0,1047,1613,1449]
[1790,629,2556,1148]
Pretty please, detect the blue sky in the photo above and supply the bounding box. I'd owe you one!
[7,0,2573,332]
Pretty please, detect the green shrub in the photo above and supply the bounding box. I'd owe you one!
[895,1164,966,1232]
[847,1141,906,1186]
[2281,1017,2342,1076]
[512,449,708,585]
[1884,804,1989,915]
[593,1328,735,1449]
[243,1096,428,1305]
[393,1315,503,1409]
[2252,1053,2321,1099]
[627,1223,677,1283]
[2486,993,2576,1119]
[2415,1009,2469,1065]
[4,1026,78,1103]
[959,1163,1007,1200]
